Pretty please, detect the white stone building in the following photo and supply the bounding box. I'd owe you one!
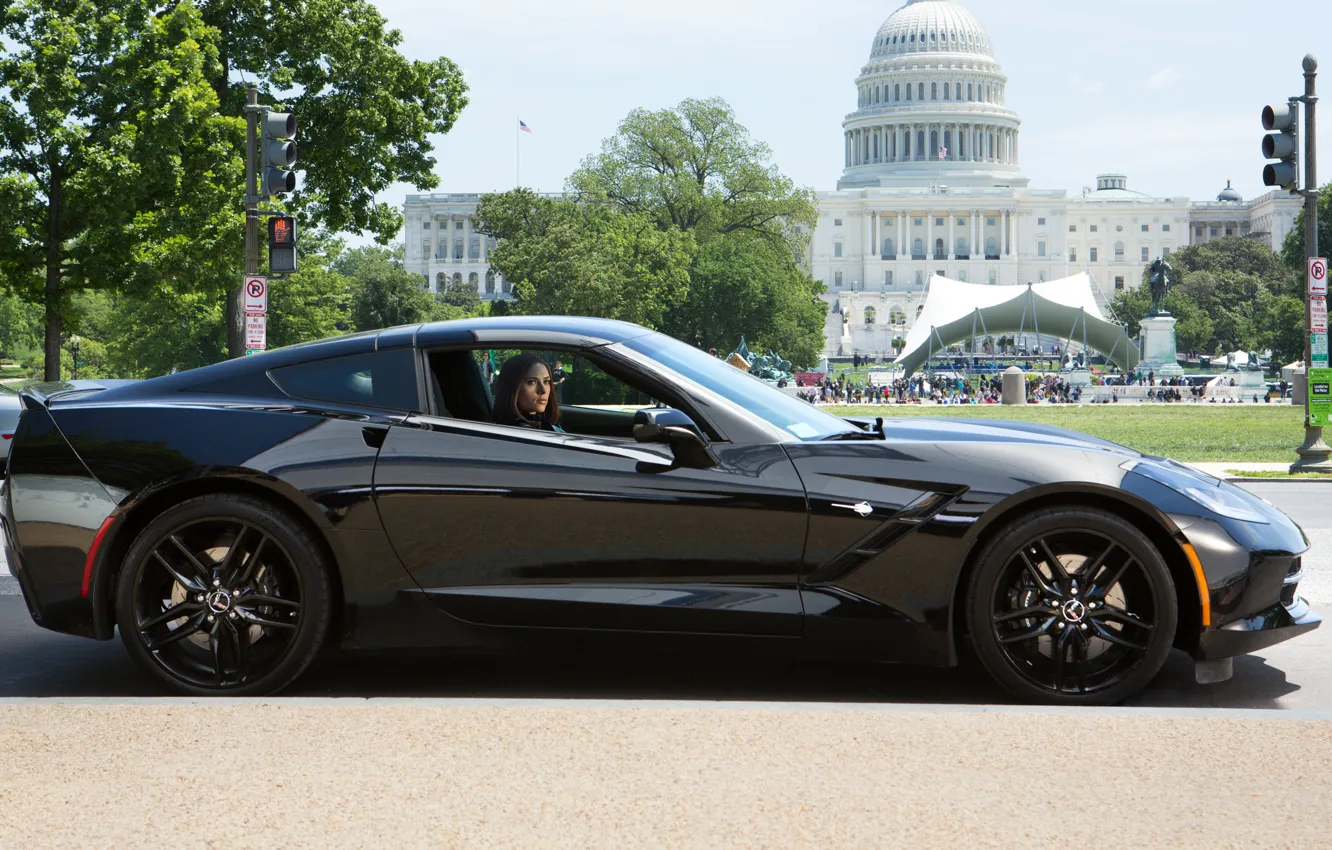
[402,0,1303,359]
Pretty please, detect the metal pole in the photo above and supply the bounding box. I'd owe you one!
[229,84,260,359]
[1293,55,1332,472]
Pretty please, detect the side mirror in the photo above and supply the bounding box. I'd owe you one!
[633,408,717,469]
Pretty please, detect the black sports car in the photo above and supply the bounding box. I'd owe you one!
[0,317,1320,702]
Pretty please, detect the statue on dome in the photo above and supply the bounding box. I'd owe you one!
[1146,258,1175,316]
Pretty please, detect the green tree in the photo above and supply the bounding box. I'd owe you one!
[198,0,468,354]
[665,231,826,368]
[0,0,241,379]
[1260,293,1307,365]
[0,290,43,361]
[267,253,352,349]
[104,285,227,377]
[570,97,816,247]
[338,246,434,331]
[1166,236,1287,281]
[437,276,482,312]
[485,101,826,362]
[1280,182,1332,273]
[477,190,694,328]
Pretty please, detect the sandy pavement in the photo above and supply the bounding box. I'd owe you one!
[1,701,1329,848]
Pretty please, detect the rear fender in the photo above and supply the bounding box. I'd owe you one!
[3,400,118,637]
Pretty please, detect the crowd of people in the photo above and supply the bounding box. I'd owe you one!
[795,372,1085,406]
[794,367,1289,407]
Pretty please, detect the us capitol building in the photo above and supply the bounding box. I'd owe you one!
[403,0,1302,360]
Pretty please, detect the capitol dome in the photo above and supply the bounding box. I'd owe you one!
[1216,179,1242,202]
[870,0,994,59]
[840,0,1026,189]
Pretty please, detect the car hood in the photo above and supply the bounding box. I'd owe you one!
[847,415,1141,458]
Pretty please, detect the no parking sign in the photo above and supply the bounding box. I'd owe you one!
[243,275,268,313]
[1311,258,1328,296]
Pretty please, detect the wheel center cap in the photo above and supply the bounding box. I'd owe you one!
[1061,599,1087,623]
[206,590,232,614]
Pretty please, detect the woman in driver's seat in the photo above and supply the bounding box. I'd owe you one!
[492,353,564,432]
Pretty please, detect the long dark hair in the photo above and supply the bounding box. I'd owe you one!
[492,353,561,426]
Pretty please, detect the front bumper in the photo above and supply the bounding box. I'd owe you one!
[1197,596,1322,660]
[1178,511,1321,661]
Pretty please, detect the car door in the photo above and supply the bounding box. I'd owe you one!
[372,345,809,637]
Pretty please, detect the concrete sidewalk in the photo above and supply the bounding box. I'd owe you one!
[0,702,1328,846]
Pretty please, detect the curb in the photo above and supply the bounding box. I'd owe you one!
[1227,477,1332,484]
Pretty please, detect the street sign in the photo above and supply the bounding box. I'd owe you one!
[1313,296,1328,334]
[1310,367,1332,428]
[244,275,268,313]
[1314,332,1330,367]
[245,313,267,350]
[1310,257,1328,296]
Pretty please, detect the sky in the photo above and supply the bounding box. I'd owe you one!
[357,0,1332,243]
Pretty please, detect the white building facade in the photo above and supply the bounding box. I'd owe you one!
[403,0,1303,358]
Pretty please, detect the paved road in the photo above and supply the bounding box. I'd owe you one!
[2,482,1329,708]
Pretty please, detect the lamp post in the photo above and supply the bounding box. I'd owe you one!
[70,335,81,380]
[1289,56,1332,473]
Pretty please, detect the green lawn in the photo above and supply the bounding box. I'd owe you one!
[824,404,1305,463]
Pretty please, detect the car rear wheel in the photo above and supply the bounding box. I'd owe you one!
[115,493,332,696]
[966,507,1177,705]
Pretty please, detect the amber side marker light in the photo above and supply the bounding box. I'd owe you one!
[1180,542,1211,627]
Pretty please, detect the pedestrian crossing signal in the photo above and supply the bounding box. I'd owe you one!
[269,215,297,273]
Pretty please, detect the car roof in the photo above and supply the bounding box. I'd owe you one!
[71,316,659,404]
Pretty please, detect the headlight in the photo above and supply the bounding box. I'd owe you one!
[1121,459,1269,524]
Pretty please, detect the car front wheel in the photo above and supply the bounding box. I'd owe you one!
[115,493,333,696]
[967,507,1178,705]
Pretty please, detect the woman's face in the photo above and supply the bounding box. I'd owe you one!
[516,362,552,416]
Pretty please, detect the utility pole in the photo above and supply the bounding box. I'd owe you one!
[1293,56,1330,472]
[230,85,298,358]
[229,84,262,358]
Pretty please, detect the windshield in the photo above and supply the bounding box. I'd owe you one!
[623,333,858,441]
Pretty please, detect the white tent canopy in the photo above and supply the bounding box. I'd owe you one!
[896,272,1140,377]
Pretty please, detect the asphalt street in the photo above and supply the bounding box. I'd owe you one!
[1,481,1328,707]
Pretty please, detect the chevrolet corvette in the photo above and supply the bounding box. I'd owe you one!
[0,317,1319,701]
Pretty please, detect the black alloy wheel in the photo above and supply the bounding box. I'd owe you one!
[116,494,332,696]
[967,507,1177,705]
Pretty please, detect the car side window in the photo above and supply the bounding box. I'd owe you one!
[431,348,662,440]
[270,349,419,411]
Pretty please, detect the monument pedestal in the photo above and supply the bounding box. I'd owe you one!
[1139,314,1185,378]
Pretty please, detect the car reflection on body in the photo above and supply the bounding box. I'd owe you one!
[0,317,1319,702]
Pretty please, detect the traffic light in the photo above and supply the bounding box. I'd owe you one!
[1261,102,1299,190]
[262,111,298,196]
[269,214,297,274]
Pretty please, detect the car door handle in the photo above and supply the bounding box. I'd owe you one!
[832,501,874,517]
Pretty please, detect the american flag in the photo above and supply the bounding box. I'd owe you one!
[938,146,948,160]
[519,120,533,134]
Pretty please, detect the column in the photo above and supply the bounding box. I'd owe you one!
[428,216,438,263]
[844,132,849,168]
[927,211,933,261]
[866,211,873,261]
[898,212,905,259]
[973,210,979,257]
[1003,210,1010,256]
[948,212,955,260]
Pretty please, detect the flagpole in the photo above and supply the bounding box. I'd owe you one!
[516,117,520,188]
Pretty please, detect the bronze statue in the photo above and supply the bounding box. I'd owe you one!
[1146,258,1175,316]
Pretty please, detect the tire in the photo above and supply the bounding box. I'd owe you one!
[966,507,1177,705]
[115,493,333,696]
